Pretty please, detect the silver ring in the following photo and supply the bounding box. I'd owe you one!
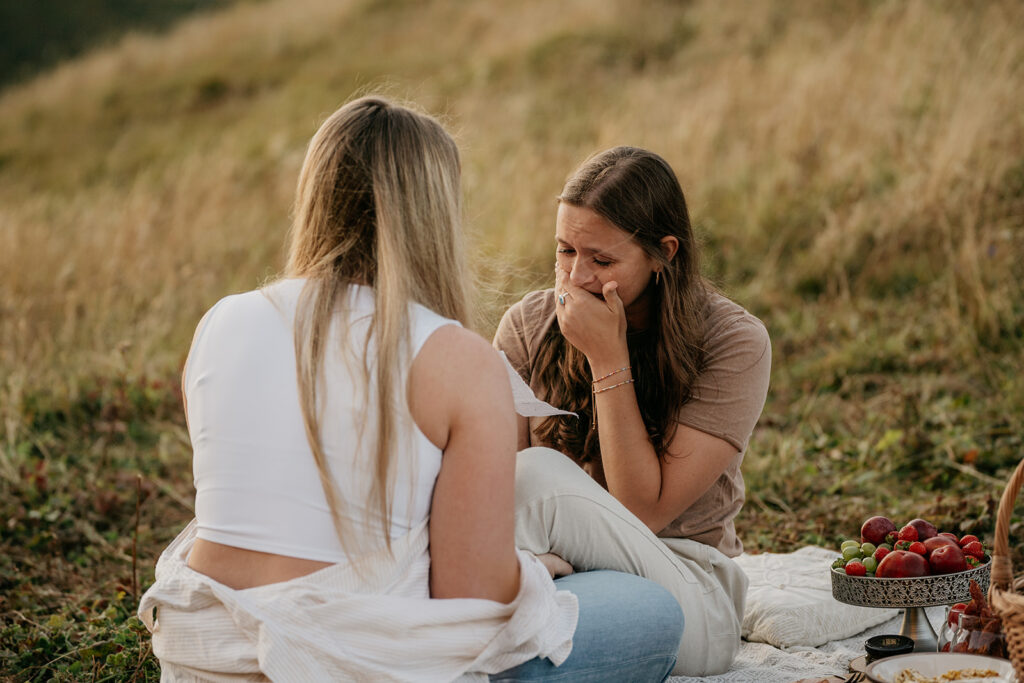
[558,292,566,305]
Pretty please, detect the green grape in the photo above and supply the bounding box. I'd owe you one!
[841,540,860,551]
[862,556,878,572]
[860,542,877,557]
[842,545,862,561]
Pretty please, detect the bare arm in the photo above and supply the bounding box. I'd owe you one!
[409,325,520,603]
[592,373,737,531]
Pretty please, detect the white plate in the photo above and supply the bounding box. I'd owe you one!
[865,653,1015,682]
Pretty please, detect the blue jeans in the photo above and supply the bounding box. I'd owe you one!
[491,570,683,682]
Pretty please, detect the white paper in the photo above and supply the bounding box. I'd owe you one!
[498,351,578,418]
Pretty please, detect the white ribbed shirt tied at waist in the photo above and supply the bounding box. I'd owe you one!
[139,519,577,682]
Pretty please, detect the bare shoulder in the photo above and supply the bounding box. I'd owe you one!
[409,324,514,448]
[419,324,508,377]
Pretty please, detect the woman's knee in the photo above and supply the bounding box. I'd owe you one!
[553,571,682,679]
[515,447,597,502]
[609,572,684,654]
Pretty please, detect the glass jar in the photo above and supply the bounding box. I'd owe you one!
[951,613,1008,658]
[937,606,956,652]
[951,614,980,653]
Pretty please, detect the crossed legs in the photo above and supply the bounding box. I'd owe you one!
[513,447,746,677]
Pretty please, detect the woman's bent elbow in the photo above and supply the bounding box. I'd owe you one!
[431,563,520,603]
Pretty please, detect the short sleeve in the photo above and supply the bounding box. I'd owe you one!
[675,316,771,453]
[493,300,532,385]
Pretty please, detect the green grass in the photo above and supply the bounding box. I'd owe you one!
[2,373,192,681]
[1,0,1023,679]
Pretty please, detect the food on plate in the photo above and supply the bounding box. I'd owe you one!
[831,517,988,577]
[893,667,999,682]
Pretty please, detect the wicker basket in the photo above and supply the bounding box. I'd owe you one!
[988,457,1024,678]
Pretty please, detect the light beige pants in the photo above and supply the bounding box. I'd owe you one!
[514,447,747,677]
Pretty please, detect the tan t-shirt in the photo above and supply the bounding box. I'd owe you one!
[493,288,771,557]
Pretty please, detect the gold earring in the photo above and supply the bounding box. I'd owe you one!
[655,271,661,286]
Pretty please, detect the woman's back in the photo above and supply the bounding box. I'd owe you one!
[188,278,457,566]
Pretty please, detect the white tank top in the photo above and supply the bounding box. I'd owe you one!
[186,278,459,563]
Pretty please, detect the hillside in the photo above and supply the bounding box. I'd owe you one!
[1,0,1022,678]
[0,0,238,90]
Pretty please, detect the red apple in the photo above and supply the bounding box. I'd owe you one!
[876,550,932,578]
[861,516,897,545]
[939,532,959,542]
[923,536,958,554]
[907,518,938,540]
[929,544,968,575]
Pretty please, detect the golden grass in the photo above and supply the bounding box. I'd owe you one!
[0,0,1021,407]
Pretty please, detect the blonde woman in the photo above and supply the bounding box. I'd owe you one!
[495,147,771,676]
[139,98,682,681]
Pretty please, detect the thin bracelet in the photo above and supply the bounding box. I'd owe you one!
[592,378,635,394]
[591,378,635,429]
[592,366,630,384]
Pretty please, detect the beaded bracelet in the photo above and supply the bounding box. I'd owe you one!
[591,366,630,384]
[591,378,635,429]
[592,378,635,394]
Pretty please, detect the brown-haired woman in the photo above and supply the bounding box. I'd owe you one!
[494,146,771,676]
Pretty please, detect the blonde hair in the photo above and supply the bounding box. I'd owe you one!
[284,96,469,555]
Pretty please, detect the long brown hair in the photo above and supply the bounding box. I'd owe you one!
[283,96,469,555]
[533,146,708,464]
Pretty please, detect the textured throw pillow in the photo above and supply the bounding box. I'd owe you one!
[734,546,899,648]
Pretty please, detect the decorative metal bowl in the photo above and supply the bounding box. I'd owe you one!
[831,560,991,608]
[831,560,992,652]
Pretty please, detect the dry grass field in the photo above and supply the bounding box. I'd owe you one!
[1,0,1022,679]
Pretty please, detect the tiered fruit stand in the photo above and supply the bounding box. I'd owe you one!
[831,561,992,652]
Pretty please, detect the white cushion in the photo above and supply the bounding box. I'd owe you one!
[734,546,899,648]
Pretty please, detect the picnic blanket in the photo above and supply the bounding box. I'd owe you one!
[667,546,943,683]
[668,607,943,682]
